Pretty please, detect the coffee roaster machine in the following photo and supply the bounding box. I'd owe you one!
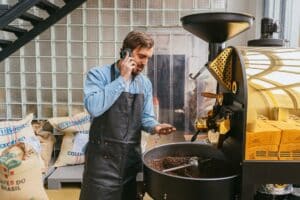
[140,12,300,200]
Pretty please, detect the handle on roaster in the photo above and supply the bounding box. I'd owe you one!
[162,157,198,173]
[162,157,212,173]
[188,63,208,80]
[191,130,201,142]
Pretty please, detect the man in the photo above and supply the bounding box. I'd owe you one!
[80,31,176,200]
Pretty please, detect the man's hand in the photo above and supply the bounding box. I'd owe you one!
[119,52,136,81]
[154,123,176,135]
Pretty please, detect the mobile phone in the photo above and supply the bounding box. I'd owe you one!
[120,48,132,59]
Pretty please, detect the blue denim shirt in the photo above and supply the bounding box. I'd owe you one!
[84,64,159,133]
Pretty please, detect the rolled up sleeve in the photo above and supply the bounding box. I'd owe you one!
[141,78,159,133]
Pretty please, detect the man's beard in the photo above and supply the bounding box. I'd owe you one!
[132,64,144,76]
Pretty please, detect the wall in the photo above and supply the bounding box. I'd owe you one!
[0,0,260,127]
[227,0,263,46]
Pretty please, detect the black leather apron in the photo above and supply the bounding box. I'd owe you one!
[80,64,144,200]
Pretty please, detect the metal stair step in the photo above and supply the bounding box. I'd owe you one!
[0,0,41,29]
[0,39,13,48]
[20,12,44,25]
[0,0,87,61]
[2,25,27,37]
[36,0,60,14]
[0,4,9,16]
[0,4,43,25]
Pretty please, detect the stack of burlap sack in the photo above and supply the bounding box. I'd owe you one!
[0,114,48,200]
[0,111,91,200]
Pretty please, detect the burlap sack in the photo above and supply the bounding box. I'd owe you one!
[48,112,91,167]
[48,112,91,132]
[0,114,40,154]
[54,131,88,167]
[0,143,48,200]
[36,131,56,173]
[31,120,44,134]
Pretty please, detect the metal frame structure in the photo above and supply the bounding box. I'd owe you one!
[0,0,87,62]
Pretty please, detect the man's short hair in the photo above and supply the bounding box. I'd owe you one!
[121,31,154,51]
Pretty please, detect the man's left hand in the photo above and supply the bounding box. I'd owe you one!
[154,123,176,135]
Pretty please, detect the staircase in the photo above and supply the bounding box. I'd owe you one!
[0,0,87,62]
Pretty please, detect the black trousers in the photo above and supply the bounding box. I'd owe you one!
[122,178,137,200]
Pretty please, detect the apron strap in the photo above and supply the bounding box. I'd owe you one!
[111,62,144,94]
[110,63,116,82]
[137,76,143,94]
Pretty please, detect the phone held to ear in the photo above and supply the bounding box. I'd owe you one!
[120,48,132,59]
[120,48,138,76]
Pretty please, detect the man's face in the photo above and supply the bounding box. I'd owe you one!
[131,47,154,75]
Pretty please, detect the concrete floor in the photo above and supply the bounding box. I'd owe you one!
[46,184,81,200]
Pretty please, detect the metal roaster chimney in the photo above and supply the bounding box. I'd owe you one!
[248,17,284,46]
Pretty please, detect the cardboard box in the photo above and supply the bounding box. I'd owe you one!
[267,120,300,144]
[273,107,289,121]
[246,120,282,148]
[245,145,279,160]
[279,143,300,160]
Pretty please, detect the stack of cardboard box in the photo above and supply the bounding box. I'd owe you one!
[267,120,300,160]
[245,119,300,160]
[245,120,281,160]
